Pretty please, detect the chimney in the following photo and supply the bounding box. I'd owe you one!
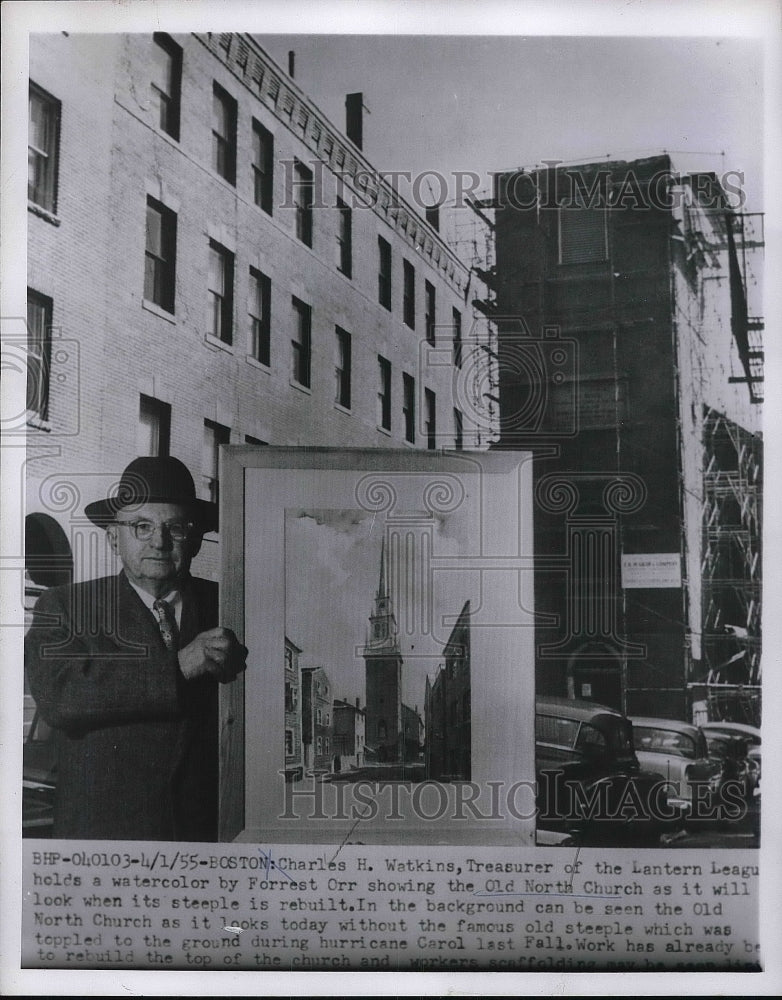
[288,50,295,78]
[425,204,440,231]
[346,92,363,149]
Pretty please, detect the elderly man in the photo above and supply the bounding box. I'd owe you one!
[25,456,246,841]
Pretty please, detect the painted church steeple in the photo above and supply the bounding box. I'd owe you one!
[367,536,400,652]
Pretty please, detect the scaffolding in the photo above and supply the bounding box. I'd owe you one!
[699,407,762,724]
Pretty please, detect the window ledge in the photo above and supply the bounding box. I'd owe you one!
[334,402,352,415]
[245,355,272,373]
[377,425,392,437]
[28,202,61,226]
[142,299,176,324]
[289,379,312,395]
[204,332,234,354]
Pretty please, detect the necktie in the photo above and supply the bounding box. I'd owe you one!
[153,598,179,652]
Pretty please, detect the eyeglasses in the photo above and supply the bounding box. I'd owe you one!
[115,519,194,541]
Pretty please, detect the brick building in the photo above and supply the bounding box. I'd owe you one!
[300,666,332,774]
[25,32,491,587]
[491,156,762,722]
[332,698,366,772]
[424,600,471,780]
[283,637,303,780]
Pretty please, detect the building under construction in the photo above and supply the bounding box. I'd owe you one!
[483,154,762,724]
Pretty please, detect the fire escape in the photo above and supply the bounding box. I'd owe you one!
[447,194,501,444]
[726,212,765,403]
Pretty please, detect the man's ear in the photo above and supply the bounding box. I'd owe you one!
[187,526,204,560]
[105,523,119,554]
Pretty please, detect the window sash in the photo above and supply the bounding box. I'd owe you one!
[452,308,463,367]
[291,299,311,387]
[144,200,176,312]
[28,87,58,211]
[403,373,415,443]
[425,388,436,449]
[208,242,233,343]
[249,268,271,365]
[293,163,313,245]
[425,281,436,344]
[26,292,52,421]
[403,260,415,328]
[212,85,236,182]
[378,356,391,430]
[336,201,352,276]
[378,238,392,308]
[335,328,351,408]
[152,35,181,139]
[138,395,171,457]
[252,122,273,213]
[202,419,230,503]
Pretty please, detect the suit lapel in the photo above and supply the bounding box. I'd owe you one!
[105,572,163,655]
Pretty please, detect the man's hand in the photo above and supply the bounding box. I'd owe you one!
[178,627,248,684]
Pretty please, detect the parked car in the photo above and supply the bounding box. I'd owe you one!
[536,697,672,843]
[22,704,56,837]
[701,721,761,790]
[630,716,727,821]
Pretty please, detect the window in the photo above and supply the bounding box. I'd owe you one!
[285,730,294,756]
[378,237,392,309]
[248,267,271,365]
[378,355,391,431]
[452,307,462,367]
[144,197,177,313]
[252,119,273,214]
[137,394,171,456]
[293,160,313,246]
[291,297,312,388]
[335,327,352,409]
[403,372,415,443]
[336,198,352,277]
[285,682,295,712]
[425,388,436,450]
[151,34,181,140]
[207,240,234,344]
[202,418,230,504]
[425,280,436,345]
[28,83,60,213]
[454,408,464,450]
[316,708,322,726]
[403,259,415,329]
[212,83,237,184]
[26,290,52,422]
[559,198,608,264]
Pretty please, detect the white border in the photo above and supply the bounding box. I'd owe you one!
[2,0,780,996]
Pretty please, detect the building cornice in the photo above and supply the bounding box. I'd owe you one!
[194,32,469,296]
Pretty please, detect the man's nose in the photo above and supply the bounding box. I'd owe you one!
[148,525,174,548]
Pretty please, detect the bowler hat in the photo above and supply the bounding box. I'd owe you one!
[84,456,218,531]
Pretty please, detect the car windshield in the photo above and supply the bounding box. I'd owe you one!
[633,726,698,759]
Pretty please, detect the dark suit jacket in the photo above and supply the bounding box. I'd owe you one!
[25,572,220,841]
